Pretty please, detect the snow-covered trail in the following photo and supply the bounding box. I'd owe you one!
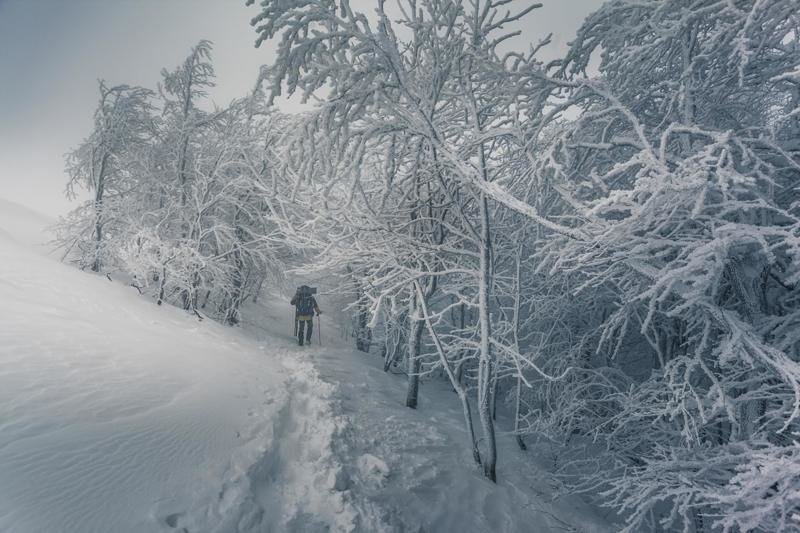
[243,303,613,533]
[176,343,386,533]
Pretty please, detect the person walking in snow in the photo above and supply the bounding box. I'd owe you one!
[291,286,321,346]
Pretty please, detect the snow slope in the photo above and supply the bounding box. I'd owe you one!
[0,197,54,251]
[0,235,273,531]
[0,221,373,532]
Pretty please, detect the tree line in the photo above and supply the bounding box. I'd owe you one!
[59,41,292,324]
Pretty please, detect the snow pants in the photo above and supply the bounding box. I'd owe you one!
[297,318,313,345]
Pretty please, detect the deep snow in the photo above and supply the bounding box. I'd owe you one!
[0,198,610,532]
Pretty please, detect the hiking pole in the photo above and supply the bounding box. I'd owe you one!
[317,314,322,346]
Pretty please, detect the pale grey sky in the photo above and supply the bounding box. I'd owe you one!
[0,0,604,217]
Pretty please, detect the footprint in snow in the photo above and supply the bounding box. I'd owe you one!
[164,512,188,532]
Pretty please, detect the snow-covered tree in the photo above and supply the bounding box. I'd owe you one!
[59,43,292,325]
[63,81,154,271]
[247,0,800,525]
[246,0,586,482]
[514,1,800,529]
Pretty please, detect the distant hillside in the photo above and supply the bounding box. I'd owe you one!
[0,197,55,250]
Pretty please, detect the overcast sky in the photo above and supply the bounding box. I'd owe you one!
[0,0,604,217]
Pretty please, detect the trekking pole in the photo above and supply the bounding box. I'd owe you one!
[317,314,322,346]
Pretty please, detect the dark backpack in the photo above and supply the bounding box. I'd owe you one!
[295,286,316,315]
[297,294,315,315]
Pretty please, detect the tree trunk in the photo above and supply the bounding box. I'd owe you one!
[514,374,527,451]
[477,191,497,482]
[415,281,482,466]
[225,222,246,325]
[458,388,483,467]
[383,317,405,372]
[225,258,244,325]
[91,154,109,272]
[491,374,499,421]
[157,267,167,306]
[406,294,424,409]
[356,293,372,353]
[183,271,200,312]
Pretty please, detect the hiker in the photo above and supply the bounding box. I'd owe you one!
[291,285,321,346]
